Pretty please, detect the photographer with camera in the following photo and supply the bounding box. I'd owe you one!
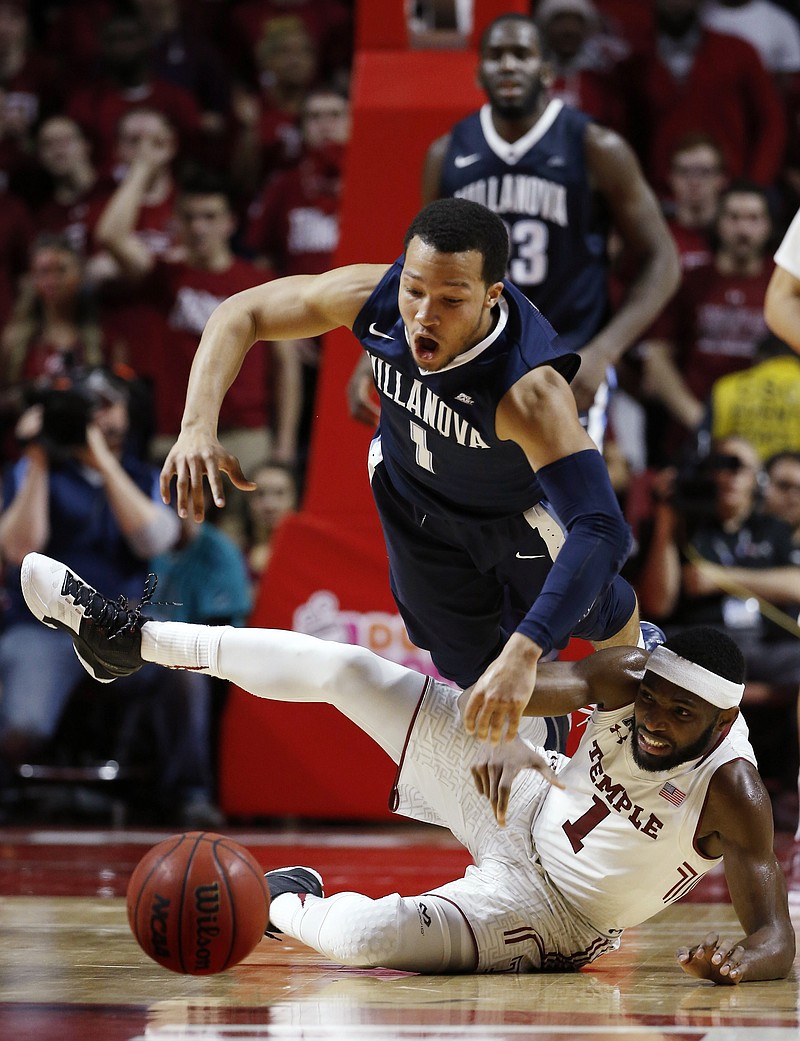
[0,366,220,825]
[633,435,800,811]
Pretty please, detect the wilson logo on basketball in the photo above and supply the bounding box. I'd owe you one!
[193,883,221,972]
[149,893,171,959]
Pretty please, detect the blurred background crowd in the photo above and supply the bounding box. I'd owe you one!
[2,0,800,829]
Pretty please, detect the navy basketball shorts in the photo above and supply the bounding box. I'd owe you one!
[370,461,635,690]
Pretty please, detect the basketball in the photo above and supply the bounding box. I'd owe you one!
[126,832,269,975]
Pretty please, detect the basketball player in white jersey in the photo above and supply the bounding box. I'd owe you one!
[20,552,795,983]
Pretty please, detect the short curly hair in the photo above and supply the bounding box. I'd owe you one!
[663,627,746,684]
[403,199,510,286]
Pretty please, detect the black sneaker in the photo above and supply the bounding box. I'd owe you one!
[264,866,323,934]
[21,552,152,682]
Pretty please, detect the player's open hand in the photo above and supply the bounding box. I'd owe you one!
[676,932,747,985]
[471,739,563,827]
[160,430,256,520]
[463,633,542,744]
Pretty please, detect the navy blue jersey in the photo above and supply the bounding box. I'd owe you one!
[352,258,580,522]
[439,99,610,352]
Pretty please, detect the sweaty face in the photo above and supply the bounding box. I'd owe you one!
[632,673,723,772]
[478,20,549,118]
[398,238,502,373]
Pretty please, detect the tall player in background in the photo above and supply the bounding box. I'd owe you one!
[157,198,655,751]
[421,13,679,442]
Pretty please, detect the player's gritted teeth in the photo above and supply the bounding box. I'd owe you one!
[636,728,673,757]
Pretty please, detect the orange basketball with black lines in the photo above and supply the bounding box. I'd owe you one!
[126,832,269,974]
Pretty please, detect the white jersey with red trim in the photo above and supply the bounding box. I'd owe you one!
[533,705,756,934]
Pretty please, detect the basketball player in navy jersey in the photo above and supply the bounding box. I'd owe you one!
[421,13,679,432]
[159,197,647,750]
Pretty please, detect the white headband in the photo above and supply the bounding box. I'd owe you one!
[645,646,744,710]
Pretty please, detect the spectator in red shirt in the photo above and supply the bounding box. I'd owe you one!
[134,0,232,146]
[618,0,786,197]
[665,133,729,272]
[91,107,182,378]
[0,0,60,150]
[640,180,775,463]
[0,233,117,444]
[244,87,349,275]
[66,9,201,176]
[231,15,319,203]
[244,86,349,478]
[535,0,627,133]
[227,0,352,94]
[96,168,302,541]
[32,117,106,261]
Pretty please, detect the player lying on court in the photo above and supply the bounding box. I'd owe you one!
[22,552,795,983]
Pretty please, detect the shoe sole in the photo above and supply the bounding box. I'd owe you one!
[266,865,324,894]
[22,554,116,684]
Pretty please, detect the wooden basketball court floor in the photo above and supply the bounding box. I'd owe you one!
[1,821,798,1041]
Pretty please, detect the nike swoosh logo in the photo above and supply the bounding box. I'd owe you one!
[369,322,394,340]
[516,552,546,559]
[454,153,480,168]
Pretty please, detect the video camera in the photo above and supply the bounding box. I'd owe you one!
[26,368,129,456]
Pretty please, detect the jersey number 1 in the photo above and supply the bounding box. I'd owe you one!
[562,795,611,853]
[410,421,434,473]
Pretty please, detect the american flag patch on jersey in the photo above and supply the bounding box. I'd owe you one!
[659,781,686,806]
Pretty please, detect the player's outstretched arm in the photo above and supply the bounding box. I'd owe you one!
[160,264,387,520]
[676,760,795,984]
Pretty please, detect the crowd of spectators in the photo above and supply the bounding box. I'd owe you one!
[3,0,800,823]
[0,0,352,824]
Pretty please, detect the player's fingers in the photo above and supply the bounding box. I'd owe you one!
[463,691,483,735]
[224,457,258,494]
[534,756,565,789]
[186,456,212,519]
[494,775,511,827]
[502,705,523,743]
[171,457,192,517]
[470,763,489,799]
[159,457,175,504]
[487,706,507,746]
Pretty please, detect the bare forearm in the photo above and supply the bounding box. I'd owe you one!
[0,453,50,563]
[97,455,178,554]
[704,565,800,605]
[587,254,680,369]
[635,511,682,618]
[94,163,153,273]
[642,344,704,429]
[271,340,303,461]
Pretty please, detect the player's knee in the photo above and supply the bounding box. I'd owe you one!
[315,893,401,967]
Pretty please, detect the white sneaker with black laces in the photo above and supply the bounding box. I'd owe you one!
[264,866,324,935]
[21,552,152,682]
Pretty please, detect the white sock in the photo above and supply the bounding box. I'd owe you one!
[140,621,226,672]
